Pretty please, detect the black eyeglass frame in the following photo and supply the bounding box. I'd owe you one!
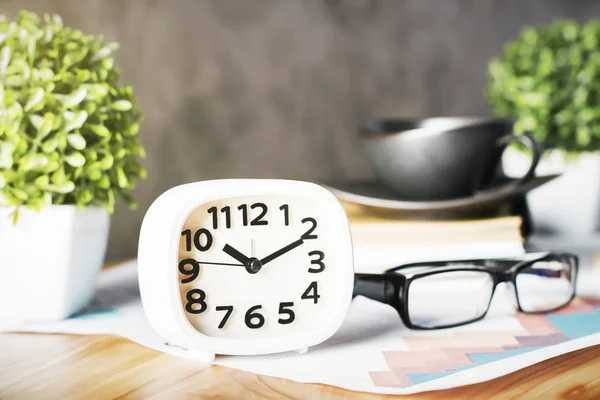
[353,252,578,330]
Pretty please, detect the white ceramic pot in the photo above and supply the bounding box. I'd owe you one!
[502,149,600,236]
[0,206,110,326]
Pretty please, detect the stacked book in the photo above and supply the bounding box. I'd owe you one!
[340,201,525,274]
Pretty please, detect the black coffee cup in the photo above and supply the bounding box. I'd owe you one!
[360,117,541,201]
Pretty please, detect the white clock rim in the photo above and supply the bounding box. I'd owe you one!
[138,179,354,356]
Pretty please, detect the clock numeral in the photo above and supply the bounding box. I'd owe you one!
[308,251,325,273]
[278,302,295,325]
[245,305,265,329]
[178,259,200,283]
[250,203,268,226]
[207,206,231,229]
[279,204,290,226]
[185,289,207,314]
[216,305,234,329]
[301,281,320,304]
[238,204,248,226]
[301,217,318,240]
[181,229,213,252]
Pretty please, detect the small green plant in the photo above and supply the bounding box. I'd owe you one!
[486,19,600,155]
[0,10,145,222]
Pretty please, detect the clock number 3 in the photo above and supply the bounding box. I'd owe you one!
[185,289,207,314]
[308,251,325,273]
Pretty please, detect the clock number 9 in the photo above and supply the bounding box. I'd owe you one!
[179,259,201,283]
[181,229,213,252]
[185,289,207,314]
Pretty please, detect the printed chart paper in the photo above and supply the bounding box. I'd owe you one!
[2,261,599,395]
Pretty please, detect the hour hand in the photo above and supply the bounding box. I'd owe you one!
[223,244,251,265]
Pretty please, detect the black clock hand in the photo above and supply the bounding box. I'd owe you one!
[260,238,304,266]
[223,244,252,265]
[194,260,245,267]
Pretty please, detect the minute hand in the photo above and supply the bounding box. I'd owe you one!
[259,238,304,266]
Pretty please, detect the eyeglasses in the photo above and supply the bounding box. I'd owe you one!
[353,252,578,330]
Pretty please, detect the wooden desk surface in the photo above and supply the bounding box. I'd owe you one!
[0,332,599,399]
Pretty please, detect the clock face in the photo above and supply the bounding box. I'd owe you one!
[177,195,346,340]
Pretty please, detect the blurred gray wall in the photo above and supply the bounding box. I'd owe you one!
[1,0,599,261]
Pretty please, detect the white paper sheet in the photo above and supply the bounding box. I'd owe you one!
[2,260,599,395]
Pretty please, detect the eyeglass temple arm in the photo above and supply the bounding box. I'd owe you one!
[353,273,398,305]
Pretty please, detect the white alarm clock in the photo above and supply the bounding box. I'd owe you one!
[138,179,354,359]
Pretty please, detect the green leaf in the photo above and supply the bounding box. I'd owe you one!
[98,174,110,189]
[41,137,60,153]
[576,126,592,147]
[0,172,5,188]
[20,154,48,170]
[34,175,49,188]
[38,67,54,81]
[88,124,110,137]
[63,87,87,108]
[64,111,88,132]
[29,114,44,130]
[65,152,86,167]
[100,154,114,170]
[37,114,54,138]
[111,100,132,111]
[12,188,28,200]
[0,46,10,75]
[0,142,14,168]
[84,84,108,99]
[114,148,127,159]
[116,167,128,188]
[51,167,66,184]
[88,169,102,181]
[43,160,59,173]
[49,181,75,194]
[67,133,86,150]
[11,209,19,225]
[24,88,45,111]
[107,189,115,213]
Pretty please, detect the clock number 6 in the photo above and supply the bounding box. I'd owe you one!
[308,251,325,273]
[185,289,207,314]
[245,305,265,329]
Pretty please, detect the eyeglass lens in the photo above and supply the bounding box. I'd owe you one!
[515,256,576,313]
[407,270,494,328]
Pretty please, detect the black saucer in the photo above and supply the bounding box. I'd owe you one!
[320,175,560,220]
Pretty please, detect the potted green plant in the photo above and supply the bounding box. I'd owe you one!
[0,10,145,326]
[486,19,600,236]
